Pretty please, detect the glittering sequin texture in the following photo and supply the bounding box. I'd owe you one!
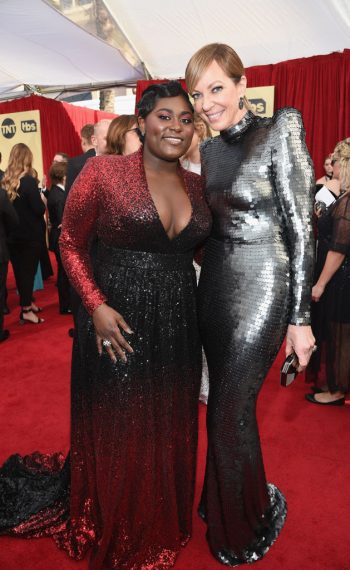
[198,109,314,564]
[0,148,211,570]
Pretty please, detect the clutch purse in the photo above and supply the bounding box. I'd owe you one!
[314,185,336,208]
[280,352,299,387]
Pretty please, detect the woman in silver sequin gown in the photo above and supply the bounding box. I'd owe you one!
[185,44,316,566]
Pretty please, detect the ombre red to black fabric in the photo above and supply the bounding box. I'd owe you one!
[0,148,212,569]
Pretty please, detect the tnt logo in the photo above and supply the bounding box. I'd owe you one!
[1,118,16,139]
[21,120,37,133]
[248,99,266,115]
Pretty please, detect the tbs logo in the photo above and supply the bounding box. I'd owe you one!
[1,118,16,139]
[248,99,266,115]
[21,120,37,133]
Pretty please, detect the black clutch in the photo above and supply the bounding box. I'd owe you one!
[280,352,299,387]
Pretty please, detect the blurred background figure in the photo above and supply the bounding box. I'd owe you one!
[31,167,53,285]
[52,152,69,163]
[2,143,45,324]
[0,186,18,341]
[180,113,211,174]
[47,161,71,315]
[306,138,350,406]
[105,115,142,155]
[41,152,69,198]
[65,124,95,196]
[316,154,333,185]
[91,118,112,156]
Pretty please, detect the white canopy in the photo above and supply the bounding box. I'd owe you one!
[0,0,349,97]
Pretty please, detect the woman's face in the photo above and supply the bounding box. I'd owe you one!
[139,96,194,162]
[324,158,333,177]
[191,60,247,131]
[123,125,142,155]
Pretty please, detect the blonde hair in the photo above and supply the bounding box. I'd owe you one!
[185,43,250,109]
[333,138,350,191]
[105,115,138,155]
[2,143,33,201]
[194,113,212,142]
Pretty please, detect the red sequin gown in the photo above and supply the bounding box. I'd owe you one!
[0,148,211,569]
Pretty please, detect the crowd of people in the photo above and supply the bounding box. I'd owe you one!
[0,114,146,339]
[0,41,349,570]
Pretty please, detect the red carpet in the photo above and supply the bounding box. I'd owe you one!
[1,256,349,570]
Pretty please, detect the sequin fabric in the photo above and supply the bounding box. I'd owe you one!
[198,108,314,564]
[0,147,212,570]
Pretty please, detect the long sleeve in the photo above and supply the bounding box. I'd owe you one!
[56,195,66,226]
[48,187,66,227]
[271,108,315,325]
[60,159,106,315]
[65,159,79,196]
[23,176,46,217]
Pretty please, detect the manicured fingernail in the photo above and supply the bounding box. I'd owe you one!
[127,328,134,334]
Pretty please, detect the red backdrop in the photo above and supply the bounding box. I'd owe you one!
[136,50,350,179]
[0,94,116,177]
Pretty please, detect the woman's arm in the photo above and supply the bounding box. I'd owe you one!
[313,195,350,301]
[272,109,316,366]
[60,158,133,361]
[60,159,106,315]
[272,108,315,326]
[312,251,345,301]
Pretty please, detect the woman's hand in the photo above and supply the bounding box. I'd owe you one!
[312,282,325,302]
[92,303,134,363]
[285,324,316,371]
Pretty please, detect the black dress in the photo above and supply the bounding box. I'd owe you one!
[198,109,314,565]
[306,193,350,393]
[0,149,212,570]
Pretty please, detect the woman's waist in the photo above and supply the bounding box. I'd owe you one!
[211,216,283,244]
[97,242,194,271]
[207,232,285,248]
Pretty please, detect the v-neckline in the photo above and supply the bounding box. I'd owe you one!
[141,157,194,242]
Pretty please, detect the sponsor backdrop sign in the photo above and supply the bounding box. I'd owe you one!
[0,110,43,179]
[246,86,274,117]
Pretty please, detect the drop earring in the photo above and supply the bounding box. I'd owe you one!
[239,97,244,110]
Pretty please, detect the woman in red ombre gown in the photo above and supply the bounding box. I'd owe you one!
[0,82,211,569]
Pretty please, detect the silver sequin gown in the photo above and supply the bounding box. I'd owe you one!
[198,109,314,565]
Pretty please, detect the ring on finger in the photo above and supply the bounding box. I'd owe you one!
[102,339,112,348]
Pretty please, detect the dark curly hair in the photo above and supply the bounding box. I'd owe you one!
[137,81,194,119]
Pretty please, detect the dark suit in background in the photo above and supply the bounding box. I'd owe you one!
[65,148,95,196]
[47,184,70,313]
[0,189,19,332]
